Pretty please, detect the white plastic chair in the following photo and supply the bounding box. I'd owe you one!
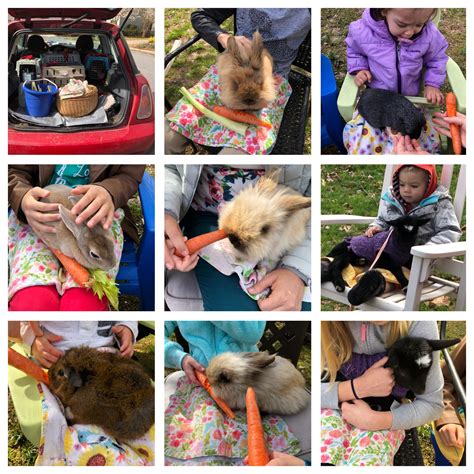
[321,165,466,311]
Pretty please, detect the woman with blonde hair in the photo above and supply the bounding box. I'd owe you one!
[321,320,444,465]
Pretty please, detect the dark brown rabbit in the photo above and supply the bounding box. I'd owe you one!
[49,347,154,441]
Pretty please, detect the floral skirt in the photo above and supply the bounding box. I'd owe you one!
[321,408,405,466]
[8,210,124,301]
[343,108,441,155]
[166,65,292,154]
[165,375,300,466]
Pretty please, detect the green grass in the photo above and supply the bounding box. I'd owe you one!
[321,165,465,311]
[8,333,155,466]
[165,8,311,154]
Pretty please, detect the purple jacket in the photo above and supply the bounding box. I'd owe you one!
[346,9,448,96]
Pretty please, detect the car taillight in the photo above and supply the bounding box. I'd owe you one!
[136,84,153,120]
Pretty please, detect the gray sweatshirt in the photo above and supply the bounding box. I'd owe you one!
[321,321,444,430]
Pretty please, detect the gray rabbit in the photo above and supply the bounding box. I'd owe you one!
[49,346,155,441]
[38,184,116,270]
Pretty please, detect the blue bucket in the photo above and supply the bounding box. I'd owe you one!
[23,79,58,117]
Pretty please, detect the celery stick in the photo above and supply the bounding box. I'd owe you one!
[179,87,248,136]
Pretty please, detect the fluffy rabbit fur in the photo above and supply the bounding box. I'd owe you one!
[206,351,310,415]
[217,31,276,110]
[37,184,116,270]
[49,347,154,441]
[218,171,311,262]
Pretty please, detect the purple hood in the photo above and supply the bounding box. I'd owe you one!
[346,8,448,96]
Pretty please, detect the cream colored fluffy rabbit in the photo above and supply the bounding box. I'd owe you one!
[206,351,310,415]
[38,184,116,270]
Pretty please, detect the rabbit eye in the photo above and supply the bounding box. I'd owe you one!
[58,369,65,377]
[261,225,271,235]
[90,251,100,260]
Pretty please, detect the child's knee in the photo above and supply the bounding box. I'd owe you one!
[60,288,109,311]
[9,286,60,311]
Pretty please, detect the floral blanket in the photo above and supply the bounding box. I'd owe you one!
[166,65,291,154]
[321,408,405,466]
[165,376,300,466]
[35,382,154,466]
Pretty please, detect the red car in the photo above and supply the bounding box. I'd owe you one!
[8,8,154,154]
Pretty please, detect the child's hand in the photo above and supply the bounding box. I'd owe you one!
[20,187,61,235]
[433,111,466,148]
[341,399,392,430]
[70,185,115,230]
[181,354,205,385]
[392,134,430,155]
[243,452,305,466]
[31,328,64,368]
[355,356,395,398]
[112,325,134,358]
[164,213,199,272]
[249,268,305,311]
[354,69,372,87]
[438,423,465,448]
[424,85,444,105]
[365,226,382,237]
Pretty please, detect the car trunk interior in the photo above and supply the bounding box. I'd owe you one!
[8,29,130,131]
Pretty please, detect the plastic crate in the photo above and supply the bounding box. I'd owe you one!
[41,65,86,87]
[16,58,42,81]
[41,51,81,65]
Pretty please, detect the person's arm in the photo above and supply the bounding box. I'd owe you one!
[8,165,38,222]
[164,321,188,369]
[164,165,185,221]
[390,321,445,430]
[345,22,370,76]
[190,9,236,51]
[428,199,462,245]
[423,28,449,90]
[369,197,392,231]
[211,322,265,345]
[114,321,138,343]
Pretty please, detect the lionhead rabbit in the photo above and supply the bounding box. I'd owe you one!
[206,351,310,415]
[49,346,155,440]
[218,171,311,263]
[38,184,116,270]
[217,31,276,110]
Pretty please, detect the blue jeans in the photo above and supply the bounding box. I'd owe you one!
[181,209,311,312]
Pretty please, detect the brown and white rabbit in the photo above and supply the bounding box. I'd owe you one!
[217,31,276,110]
[49,346,154,441]
[206,351,310,415]
[218,171,311,262]
[37,184,116,270]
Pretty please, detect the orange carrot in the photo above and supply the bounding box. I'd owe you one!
[213,105,272,129]
[8,347,49,385]
[246,387,270,466]
[194,369,236,418]
[50,248,91,287]
[175,229,227,258]
[446,92,462,155]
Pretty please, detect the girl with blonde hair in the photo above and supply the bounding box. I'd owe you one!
[321,320,444,465]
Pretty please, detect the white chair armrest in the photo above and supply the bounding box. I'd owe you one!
[410,242,466,259]
[321,215,376,225]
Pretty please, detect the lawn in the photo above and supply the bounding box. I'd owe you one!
[321,165,465,311]
[164,8,311,154]
[321,8,466,154]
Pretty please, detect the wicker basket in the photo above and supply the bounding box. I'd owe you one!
[56,84,98,118]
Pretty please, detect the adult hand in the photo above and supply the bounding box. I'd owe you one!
[70,185,114,230]
[392,134,429,155]
[217,33,252,50]
[354,70,372,87]
[341,399,392,430]
[112,325,134,358]
[365,225,382,237]
[243,451,305,466]
[424,85,444,105]
[433,112,466,148]
[249,268,305,311]
[354,356,395,398]
[31,328,64,368]
[181,354,205,385]
[438,423,465,448]
[164,213,199,272]
[20,187,61,235]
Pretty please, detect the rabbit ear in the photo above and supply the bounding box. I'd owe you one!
[68,195,82,206]
[279,194,312,214]
[243,351,276,370]
[69,368,83,388]
[426,338,460,351]
[250,31,264,68]
[226,35,245,66]
[256,175,279,194]
[59,204,84,239]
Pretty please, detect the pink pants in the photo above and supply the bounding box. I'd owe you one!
[9,286,109,311]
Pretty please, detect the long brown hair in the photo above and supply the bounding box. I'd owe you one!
[321,321,411,382]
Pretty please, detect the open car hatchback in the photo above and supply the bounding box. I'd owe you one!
[8,8,154,154]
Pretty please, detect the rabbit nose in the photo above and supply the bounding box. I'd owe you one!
[243,97,257,106]
[228,233,244,250]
